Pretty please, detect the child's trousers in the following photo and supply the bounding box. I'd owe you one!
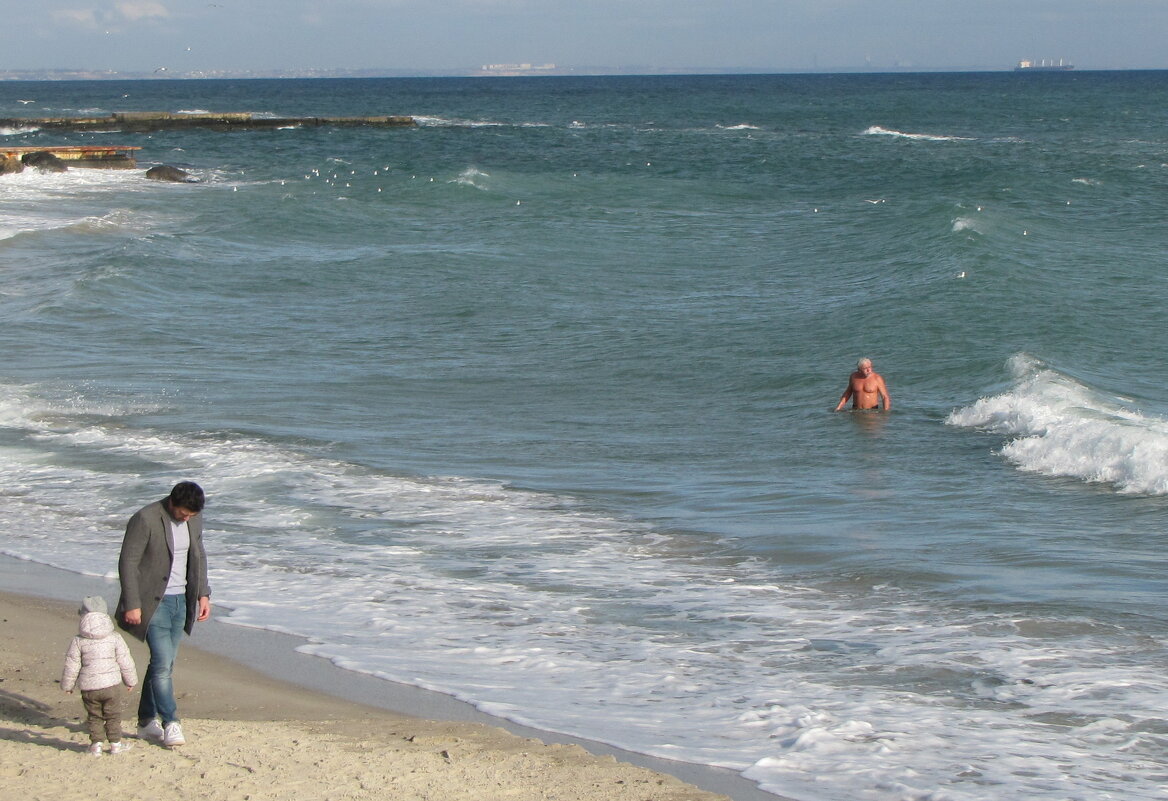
[80,685,124,744]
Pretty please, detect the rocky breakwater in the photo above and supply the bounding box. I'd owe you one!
[0,111,417,133]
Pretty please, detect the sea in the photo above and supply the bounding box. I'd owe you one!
[2,72,1167,801]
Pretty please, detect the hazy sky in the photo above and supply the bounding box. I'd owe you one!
[2,1,1166,74]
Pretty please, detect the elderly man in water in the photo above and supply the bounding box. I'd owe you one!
[835,357,891,411]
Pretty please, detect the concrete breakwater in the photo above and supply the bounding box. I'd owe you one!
[2,145,140,169]
[0,111,417,133]
[1,111,417,171]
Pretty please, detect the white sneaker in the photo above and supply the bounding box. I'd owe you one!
[109,741,134,754]
[138,719,165,741]
[87,742,104,756]
[162,721,186,747]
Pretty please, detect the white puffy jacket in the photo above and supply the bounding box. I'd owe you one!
[61,612,138,692]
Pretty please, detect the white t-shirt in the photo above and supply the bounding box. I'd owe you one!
[164,517,190,596]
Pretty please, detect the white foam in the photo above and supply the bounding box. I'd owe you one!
[450,166,491,189]
[0,167,146,201]
[410,115,550,129]
[410,115,506,128]
[947,353,1168,494]
[950,216,980,233]
[862,125,974,142]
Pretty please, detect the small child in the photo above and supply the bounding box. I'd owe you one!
[61,596,138,755]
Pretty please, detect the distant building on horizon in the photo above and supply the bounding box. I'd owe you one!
[479,63,560,76]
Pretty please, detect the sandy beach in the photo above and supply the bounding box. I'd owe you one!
[1,589,735,801]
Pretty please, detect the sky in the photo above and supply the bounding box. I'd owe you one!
[1,1,1167,75]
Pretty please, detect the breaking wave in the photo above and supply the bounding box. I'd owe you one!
[947,354,1168,495]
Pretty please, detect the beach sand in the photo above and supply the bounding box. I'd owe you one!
[1,590,737,801]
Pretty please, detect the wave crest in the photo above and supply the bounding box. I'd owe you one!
[951,216,981,233]
[450,167,491,190]
[947,354,1168,495]
[862,125,973,142]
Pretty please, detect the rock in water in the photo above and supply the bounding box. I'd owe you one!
[145,165,197,183]
[21,151,67,172]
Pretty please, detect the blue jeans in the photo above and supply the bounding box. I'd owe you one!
[139,594,187,725]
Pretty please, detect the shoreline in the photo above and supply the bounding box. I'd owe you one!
[0,554,784,801]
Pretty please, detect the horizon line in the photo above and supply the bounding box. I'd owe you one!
[4,64,1164,83]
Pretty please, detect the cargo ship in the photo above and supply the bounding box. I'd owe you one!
[1014,59,1073,72]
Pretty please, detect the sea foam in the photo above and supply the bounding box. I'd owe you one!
[861,125,973,142]
[947,353,1168,494]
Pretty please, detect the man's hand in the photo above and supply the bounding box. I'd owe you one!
[123,608,142,626]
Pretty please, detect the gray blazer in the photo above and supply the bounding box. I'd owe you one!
[116,498,211,641]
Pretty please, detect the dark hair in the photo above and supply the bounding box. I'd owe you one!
[168,481,206,513]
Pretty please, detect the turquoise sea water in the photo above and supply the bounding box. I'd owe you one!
[3,73,1167,800]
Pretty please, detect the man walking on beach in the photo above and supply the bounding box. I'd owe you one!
[116,481,211,748]
[835,357,891,411]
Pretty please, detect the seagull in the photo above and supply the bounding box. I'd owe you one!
[154,66,168,73]
[17,99,34,104]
